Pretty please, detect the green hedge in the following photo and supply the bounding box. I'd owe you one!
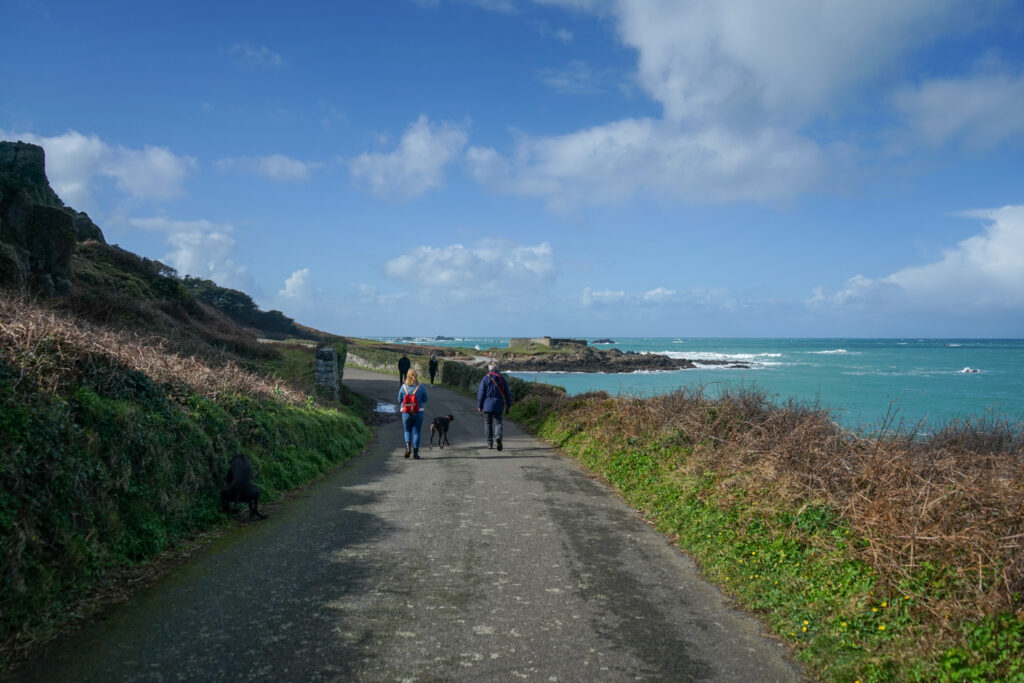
[0,356,370,649]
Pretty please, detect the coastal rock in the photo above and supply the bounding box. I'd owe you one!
[0,140,101,295]
[497,345,696,373]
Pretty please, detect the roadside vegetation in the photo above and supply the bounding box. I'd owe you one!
[0,286,369,666]
[509,387,1024,682]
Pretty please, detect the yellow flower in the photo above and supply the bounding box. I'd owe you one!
[878,625,886,631]
[872,607,878,613]
[803,620,809,626]
[801,627,807,632]
[881,601,887,607]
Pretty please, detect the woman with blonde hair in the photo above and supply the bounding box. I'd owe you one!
[397,368,429,459]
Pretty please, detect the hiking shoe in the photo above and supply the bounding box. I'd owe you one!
[404,443,411,458]
[496,438,503,451]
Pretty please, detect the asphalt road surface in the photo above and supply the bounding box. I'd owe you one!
[9,367,803,682]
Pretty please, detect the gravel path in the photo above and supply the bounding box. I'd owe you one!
[8,367,802,682]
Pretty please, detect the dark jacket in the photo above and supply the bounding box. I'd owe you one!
[398,356,411,379]
[477,371,511,414]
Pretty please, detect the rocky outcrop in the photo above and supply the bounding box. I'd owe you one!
[497,345,697,373]
[0,140,106,295]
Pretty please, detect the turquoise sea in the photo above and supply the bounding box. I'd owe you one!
[380,337,1024,431]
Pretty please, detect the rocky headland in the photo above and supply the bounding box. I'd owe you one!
[494,345,746,373]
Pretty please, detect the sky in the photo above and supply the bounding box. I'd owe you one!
[3,0,1024,338]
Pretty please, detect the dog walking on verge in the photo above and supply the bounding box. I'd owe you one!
[221,454,267,519]
[429,414,455,449]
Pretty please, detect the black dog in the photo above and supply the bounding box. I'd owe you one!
[221,454,267,519]
[429,414,455,449]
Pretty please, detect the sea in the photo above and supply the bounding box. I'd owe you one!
[376,337,1024,432]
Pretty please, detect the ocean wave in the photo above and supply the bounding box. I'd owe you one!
[806,349,849,354]
[656,350,783,362]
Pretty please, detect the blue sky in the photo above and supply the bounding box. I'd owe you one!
[3,0,1024,338]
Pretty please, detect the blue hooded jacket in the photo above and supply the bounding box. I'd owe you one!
[477,371,511,414]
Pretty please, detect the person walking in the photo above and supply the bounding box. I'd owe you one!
[428,355,439,385]
[398,369,429,459]
[397,354,411,385]
[477,361,511,451]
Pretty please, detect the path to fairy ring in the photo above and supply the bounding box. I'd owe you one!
[8,367,802,681]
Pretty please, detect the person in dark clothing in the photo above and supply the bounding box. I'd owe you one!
[428,355,439,385]
[477,361,511,451]
[398,354,411,385]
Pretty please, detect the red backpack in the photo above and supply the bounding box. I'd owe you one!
[401,385,421,413]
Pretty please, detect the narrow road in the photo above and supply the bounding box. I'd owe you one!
[9,368,802,681]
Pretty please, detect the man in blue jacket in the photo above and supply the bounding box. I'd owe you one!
[477,361,511,451]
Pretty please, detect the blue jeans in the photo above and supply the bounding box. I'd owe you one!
[402,411,424,449]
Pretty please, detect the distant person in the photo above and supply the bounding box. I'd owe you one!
[477,361,511,451]
[428,355,439,385]
[398,354,411,385]
[398,369,429,459]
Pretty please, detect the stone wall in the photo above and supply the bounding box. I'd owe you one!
[315,347,344,401]
[509,336,587,348]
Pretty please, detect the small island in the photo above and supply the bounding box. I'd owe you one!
[592,338,616,344]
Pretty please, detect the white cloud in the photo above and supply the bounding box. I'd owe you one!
[279,268,313,299]
[582,287,627,307]
[468,118,827,209]
[615,0,964,125]
[643,287,676,301]
[810,206,1024,313]
[349,115,468,199]
[0,130,196,208]
[215,154,317,181]
[893,70,1024,150]
[129,216,251,290]
[229,42,283,68]
[386,240,556,298]
[555,29,573,43]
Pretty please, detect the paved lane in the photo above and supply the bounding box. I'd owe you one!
[8,367,802,681]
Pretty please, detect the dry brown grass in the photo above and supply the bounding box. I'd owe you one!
[541,385,1024,624]
[1,292,305,405]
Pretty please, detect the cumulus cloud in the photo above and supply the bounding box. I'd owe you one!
[809,206,1024,313]
[215,154,317,181]
[349,115,468,199]
[386,240,556,298]
[129,216,252,290]
[468,118,827,209]
[0,130,196,208]
[615,0,963,125]
[279,268,313,299]
[893,70,1024,150]
[229,42,283,68]
[464,1,1001,209]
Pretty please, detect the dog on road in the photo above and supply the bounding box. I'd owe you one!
[429,414,455,449]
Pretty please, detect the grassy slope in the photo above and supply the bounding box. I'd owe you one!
[0,244,371,664]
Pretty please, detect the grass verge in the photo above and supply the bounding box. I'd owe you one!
[510,387,1024,682]
[0,294,371,668]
